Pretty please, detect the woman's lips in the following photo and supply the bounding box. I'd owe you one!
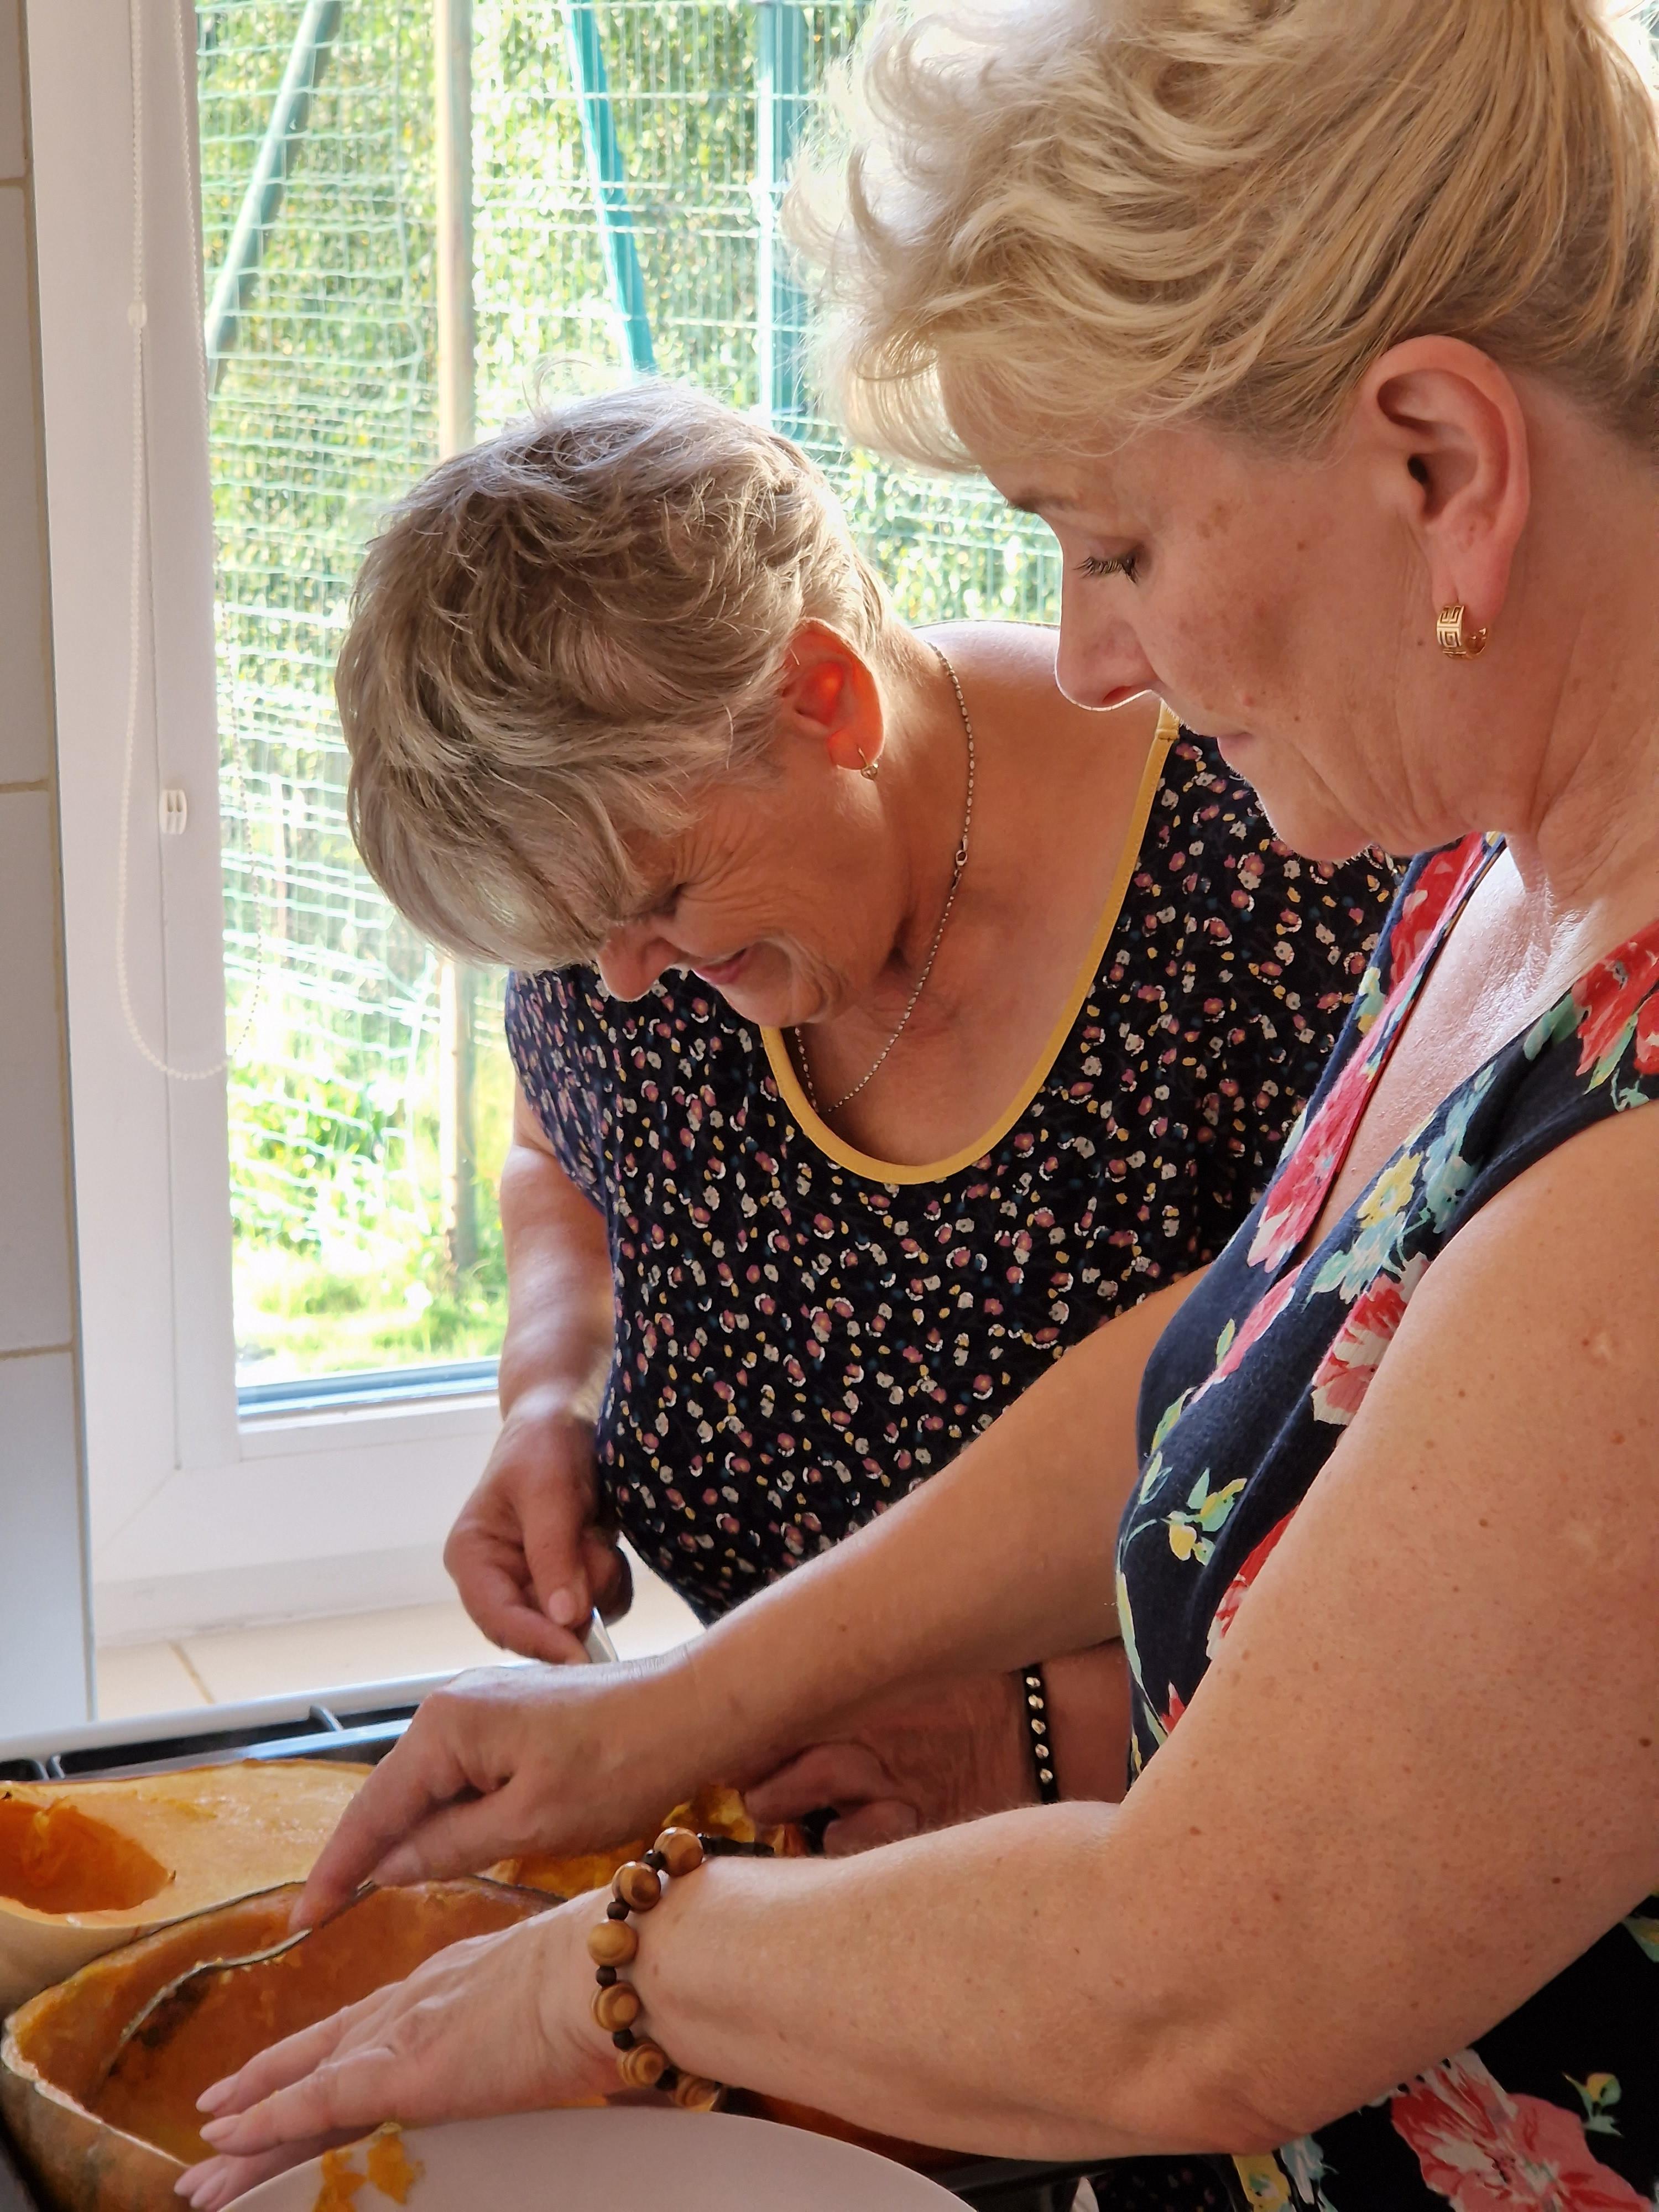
[691,949,750,988]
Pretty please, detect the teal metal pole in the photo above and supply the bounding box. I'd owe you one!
[202,0,343,392]
[755,1,809,432]
[561,2,656,377]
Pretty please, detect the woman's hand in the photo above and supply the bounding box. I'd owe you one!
[292,1658,707,1929]
[743,1671,1035,1854]
[742,1645,1130,1854]
[445,1391,630,1665]
[453,1083,618,1663]
[176,1903,617,2212]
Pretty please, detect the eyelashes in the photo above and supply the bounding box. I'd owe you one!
[1078,552,1140,583]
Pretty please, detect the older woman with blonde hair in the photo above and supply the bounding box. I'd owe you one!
[184,2,1659,2207]
[339,382,1386,1849]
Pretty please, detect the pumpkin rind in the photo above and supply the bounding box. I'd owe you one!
[1,1880,551,2212]
[0,1764,370,2015]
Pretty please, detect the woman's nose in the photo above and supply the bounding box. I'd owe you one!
[595,924,675,1002]
[1054,582,1159,713]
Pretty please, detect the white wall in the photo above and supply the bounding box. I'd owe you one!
[0,0,92,1731]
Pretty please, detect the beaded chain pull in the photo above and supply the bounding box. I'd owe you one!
[586,1827,773,2107]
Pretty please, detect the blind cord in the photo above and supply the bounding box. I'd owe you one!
[116,0,264,1083]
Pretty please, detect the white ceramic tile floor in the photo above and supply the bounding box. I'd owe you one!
[95,1547,701,1720]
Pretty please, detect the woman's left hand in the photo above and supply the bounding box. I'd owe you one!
[175,1900,615,2212]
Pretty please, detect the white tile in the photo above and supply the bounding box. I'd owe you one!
[0,189,51,785]
[0,1350,90,1734]
[0,793,71,1351]
[179,1601,517,1707]
[0,0,20,184]
[95,1640,209,1720]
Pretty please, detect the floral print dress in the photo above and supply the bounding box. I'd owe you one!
[1119,836,1659,2211]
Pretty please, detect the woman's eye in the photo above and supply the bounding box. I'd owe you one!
[1079,552,1140,582]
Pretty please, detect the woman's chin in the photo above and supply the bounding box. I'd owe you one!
[1229,773,1380,868]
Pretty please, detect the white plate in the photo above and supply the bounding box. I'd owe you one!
[237,2108,964,2212]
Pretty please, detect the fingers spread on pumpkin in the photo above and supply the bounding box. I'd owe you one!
[199,2039,409,2156]
[197,2002,359,2127]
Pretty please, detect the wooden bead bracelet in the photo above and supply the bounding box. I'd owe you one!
[586,1825,771,2109]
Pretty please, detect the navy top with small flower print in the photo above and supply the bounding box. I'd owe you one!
[506,724,1395,1624]
[1122,836,1659,2211]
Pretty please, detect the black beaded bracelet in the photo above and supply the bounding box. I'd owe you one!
[1021,1666,1061,1804]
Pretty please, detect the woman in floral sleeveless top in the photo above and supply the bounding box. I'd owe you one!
[1121,834,1659,2206]
[182,6,1659,2210]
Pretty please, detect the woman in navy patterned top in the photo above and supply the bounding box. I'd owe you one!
[328,384,1387,1842]
[504,716,1386,1630]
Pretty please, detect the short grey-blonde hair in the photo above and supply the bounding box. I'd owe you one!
[787,0,1659,466]
[336,382,893,968]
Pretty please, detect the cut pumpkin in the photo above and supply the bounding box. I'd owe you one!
[495,1781,805,1898]
[0,1879,552,2212]
[0,1763,369,2016]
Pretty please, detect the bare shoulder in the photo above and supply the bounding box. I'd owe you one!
[1349,1095,1659,1520]
[922,620,1164,754]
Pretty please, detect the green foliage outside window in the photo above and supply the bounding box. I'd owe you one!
[199,1,1060,1387]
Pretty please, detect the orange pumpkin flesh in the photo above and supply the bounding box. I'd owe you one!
[1,1880,551,2212]
[0,1806,169,1918]
[0,1763,371,2017]
[2,1785,950,2208]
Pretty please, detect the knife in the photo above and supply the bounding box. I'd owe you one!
[582,1609,619,1664]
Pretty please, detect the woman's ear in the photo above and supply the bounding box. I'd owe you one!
[777,622,886,776]
[1357,337,1532,642]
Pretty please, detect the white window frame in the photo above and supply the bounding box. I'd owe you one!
[27,0,500,1649]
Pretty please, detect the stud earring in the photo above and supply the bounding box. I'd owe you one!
[1436,604,1490,660]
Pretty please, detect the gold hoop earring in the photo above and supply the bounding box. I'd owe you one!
[1436,605,1490,660]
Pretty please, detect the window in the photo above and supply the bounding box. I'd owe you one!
[199,0,1061,1401]
[30,0,1057,1641]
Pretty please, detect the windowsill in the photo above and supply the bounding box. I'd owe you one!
[238,1386,500,1458]
[237,1358,501,1420]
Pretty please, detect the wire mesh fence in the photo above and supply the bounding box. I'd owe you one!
[197,0,1062,1387]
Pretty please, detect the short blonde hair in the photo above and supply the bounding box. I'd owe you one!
[336,383,892,968]
[788,0,1659,465]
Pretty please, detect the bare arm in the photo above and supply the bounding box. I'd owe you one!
[622,1108,1659,2153]
[444,1079,618,1662]
[214,1110,1659,2178]
[301,1272,1199,1904]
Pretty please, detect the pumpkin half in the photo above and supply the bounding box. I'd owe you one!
[0,1879,552,2212]
[0,1763,369,2016]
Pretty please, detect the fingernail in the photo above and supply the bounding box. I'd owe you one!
[546,1587,581,1627]
[196,2084,231,2115]
[199,2120,234,2146]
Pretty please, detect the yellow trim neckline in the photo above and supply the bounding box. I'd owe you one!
[761,704,1180,1186]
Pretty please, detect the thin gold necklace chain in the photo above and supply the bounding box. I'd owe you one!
[795,643,976,1122]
